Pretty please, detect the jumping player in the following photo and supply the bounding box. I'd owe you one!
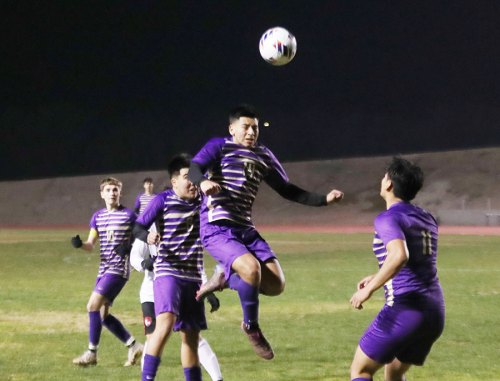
[71,177,143,367]
[349,157,445,381]
[133,154,208,381]
[188,104,344,360]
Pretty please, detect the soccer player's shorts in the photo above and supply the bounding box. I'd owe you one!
[153,275,207,332]
[201,222,277,279]
[142,301,156,335]
[359,302,445,365]
[94,274,127,305]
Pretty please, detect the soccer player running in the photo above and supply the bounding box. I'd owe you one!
[188,104,344,360]
[134,177,157,215]
[133,154,209,381]
[349,157,445,381]
[130,224,224,381]
[71,177,143,367]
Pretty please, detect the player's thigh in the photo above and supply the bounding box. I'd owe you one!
[87,291,107,311]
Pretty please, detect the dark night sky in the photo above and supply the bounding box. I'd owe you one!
[2,1,500,181]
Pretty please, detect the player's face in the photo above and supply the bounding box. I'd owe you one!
[172,168,198,200]
[143,181,154,194]
[101,184,121,208]
[229,117,259,147]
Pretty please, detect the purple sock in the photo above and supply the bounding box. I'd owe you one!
[352,378,372,381]
[88,311,102,349]
[102,314,131,343]
[236,279,259,327]
[228,272,241,290]
[183,366,202,381]
[142,354,161,381]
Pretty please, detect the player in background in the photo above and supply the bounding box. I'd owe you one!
[133,154,208,381]
[188,104,344,360]
[70,177,144,367]
[129,224,224,381]
[134,177,156,215]
[349,157,445,381]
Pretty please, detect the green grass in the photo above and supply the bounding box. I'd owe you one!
[0,229,499,380]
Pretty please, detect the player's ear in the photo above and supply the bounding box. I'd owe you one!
[228,123,235,136]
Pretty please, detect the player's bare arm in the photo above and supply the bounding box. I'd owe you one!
[350,239,408,309]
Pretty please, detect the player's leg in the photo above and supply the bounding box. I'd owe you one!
[384,358,410,381]
[141,311,176,381]
[350,345,383,380]
[97,274,143,366]
[140,301,156,368]
[180,329,202,381]
[72,291,106,366]
[198,336,223,381]
[260,258,285,296]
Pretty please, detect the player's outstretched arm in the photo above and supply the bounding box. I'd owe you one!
[265,169,343,207]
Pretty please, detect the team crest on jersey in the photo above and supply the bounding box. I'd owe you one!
[244,161,257,180]
[144,316,153,327]
[106,229,115,242]
[184,216,195,232]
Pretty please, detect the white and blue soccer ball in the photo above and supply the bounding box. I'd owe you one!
[259,26,297,66]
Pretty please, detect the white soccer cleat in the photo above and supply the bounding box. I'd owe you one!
[124,341,144,367]
[72,350,97,366]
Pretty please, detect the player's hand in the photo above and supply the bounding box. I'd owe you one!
[115,242,131,257]
[71,235,83,248]
[206,292,220,313]
[141,257,154,271]
[147,232,160,245]
[357,275,375,290]
[326,189,344,204]
[200,180,222,196]
[350,287,373,310]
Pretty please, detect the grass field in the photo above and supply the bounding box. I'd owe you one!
[0,228,499,381]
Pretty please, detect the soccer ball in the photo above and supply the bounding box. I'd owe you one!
[259,27,297,66]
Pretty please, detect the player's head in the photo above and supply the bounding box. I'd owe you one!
[168,153,197,200]
[382,157,423,201]
[100,177,122,207]
[228,104,259,148]
[143,177,154,193]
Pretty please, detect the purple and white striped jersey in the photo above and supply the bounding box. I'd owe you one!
[136,188,203,282]
[192,137,288,228]
[89,205,136,279]
[372,201,441,306]
[134,192,157,215]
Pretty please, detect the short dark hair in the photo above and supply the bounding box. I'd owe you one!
[167,153,192,179]
[143,177,153,184]
[229,104,259,123]
[386,157,424,201]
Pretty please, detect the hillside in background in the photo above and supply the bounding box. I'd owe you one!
[2,147,500,227]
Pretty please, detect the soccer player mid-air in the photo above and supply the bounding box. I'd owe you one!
[349,157,445,381]
[71,177,143,367]
[188,104,344,360]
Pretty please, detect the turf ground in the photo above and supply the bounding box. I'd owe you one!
[0,228,499,380]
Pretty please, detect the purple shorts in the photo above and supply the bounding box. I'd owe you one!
[94,273,127,304]
[359,302,445,365]
[153,275,207,332]
[201,222,277,278]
